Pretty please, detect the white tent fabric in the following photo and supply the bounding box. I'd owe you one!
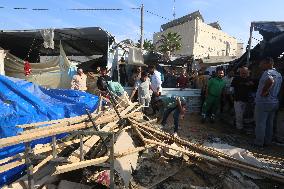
[0,49,6,75]
[40,29,55,49]
[127,47,146,66]
[4,44,73,89]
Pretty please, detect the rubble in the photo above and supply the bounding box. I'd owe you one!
[0,94,283,189]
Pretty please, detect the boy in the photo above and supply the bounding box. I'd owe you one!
[130,71,151,108]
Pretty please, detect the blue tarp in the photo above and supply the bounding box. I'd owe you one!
[0,75,99,187]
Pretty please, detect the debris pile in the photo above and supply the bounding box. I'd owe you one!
[0,96,284,188]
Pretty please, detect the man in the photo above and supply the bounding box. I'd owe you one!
[97,67,112,92]
[71,68,87,91]
[156,96,186,136]
[231,67,254,131]
[254,57,282,147]
[163,67,177,88]
[221,70,234,113]
[99,79,131,107]
[130,71,151,108]
[201,69,226,123]
[149,65,162,114]
[177,68,189,88]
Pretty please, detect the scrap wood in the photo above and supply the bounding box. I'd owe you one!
[53,145,152,175]
[67,122,117,163]
[18,107,120,130]
[0,159,25,174]
[0,111,143,149]
[0,137,91,174]
[143,138,284,184]
[130,118,261,170]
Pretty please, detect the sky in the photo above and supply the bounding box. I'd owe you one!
[0,0,284,47]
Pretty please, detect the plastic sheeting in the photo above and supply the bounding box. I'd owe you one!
[4,44,75,89]
[0,75,99,187]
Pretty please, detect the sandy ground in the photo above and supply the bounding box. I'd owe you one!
[162,112,284,159]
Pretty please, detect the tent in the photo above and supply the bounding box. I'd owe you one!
[4,44,76,89]
[0,27,114,62]
[232,22,284,69]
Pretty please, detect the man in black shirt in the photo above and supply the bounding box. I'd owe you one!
[231,67,254,130]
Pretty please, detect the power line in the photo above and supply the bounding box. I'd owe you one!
[68,8,123,11]
[145,10,170,21]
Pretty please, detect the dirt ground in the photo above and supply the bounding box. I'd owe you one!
[165,112,284,159]
[130,112,284,189]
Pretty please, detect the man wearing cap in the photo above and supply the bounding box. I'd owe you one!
[254,57,282,147]
[71,68,87,91]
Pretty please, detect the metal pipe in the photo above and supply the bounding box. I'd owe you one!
[79,134,84,161]
[109,133,115,189]
[52,135,57,158]
[25,142,34,189]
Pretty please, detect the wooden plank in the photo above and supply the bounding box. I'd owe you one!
[54,145,153,175]
[144,138,284,184]
[0,112,142,149]
[0,160,25,174]
[53,156,109,175]
[0,137,91,174]
[120,102,138,116]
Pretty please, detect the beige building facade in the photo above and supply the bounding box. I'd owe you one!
[153,11,243,59]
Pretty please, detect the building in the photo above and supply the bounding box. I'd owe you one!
[153,11,243,60]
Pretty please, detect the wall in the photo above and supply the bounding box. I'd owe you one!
[236,43,244,57]
[193,18,238,59]
[153,19,196,56]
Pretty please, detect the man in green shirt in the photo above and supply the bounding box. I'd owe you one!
[201,69,226,123]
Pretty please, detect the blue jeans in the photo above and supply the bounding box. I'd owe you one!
[254,103,279,146]
[161,106,180,133]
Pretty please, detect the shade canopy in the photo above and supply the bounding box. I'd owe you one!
[0,27,114,62]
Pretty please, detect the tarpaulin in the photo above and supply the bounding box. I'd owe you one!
[0,75,99,186]
[4,44,76,89]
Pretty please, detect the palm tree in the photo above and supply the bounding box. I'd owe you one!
[157,32,182,55]
[135,39,155,51]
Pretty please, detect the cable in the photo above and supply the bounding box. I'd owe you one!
[145,10,171,21]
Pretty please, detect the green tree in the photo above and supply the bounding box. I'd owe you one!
[157,32,182,54]
[135,39,155,51]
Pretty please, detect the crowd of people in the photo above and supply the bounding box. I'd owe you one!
[70,57,283,147]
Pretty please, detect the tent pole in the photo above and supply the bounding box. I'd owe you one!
[246,23,253,66]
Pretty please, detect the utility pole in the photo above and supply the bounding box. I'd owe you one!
[246,22,254,66]
[140,4,144,50]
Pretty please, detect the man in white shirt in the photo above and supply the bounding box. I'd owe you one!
[71,68,87,91]
[149,65,162,114]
